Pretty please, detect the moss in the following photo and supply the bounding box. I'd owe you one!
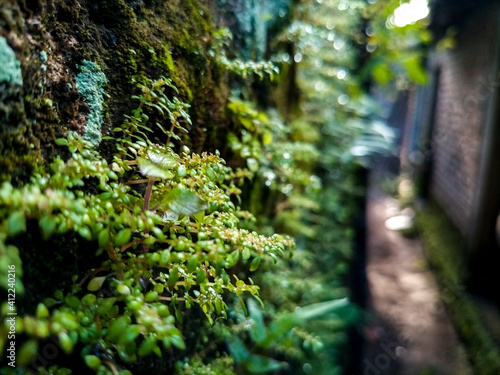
[417,202,500,375]
[0,147,41,184]
[416,201,468,284]
[162,45,175,72]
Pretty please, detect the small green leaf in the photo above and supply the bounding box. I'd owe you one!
[119,325,140,345]
[84,355,101,369]
[196,268,207,284]
[372,63,393,85]
[138,336,157,356]
[206,167,217,181]
[115,228,132,247]
[78,226,92,241]
[177,165,187,177]
[247,299,266,343]
[167,268,179,287]
[137,150,177,179]
[145,291,158,302]
[82,294,97,306]
[171,335,186,350]
[249,256,261,272]
[226,336,249,363]
[87,276,107,291]
[107,170,118,180]
[7,211,26,236]
[143,235,156,247]
[66,296,81,309]
[18,340,38,366]
[107,316,128,342]
[58,332,74,354]
[163,188,208,216]
[215,298,223,315]
[98,228,110,247]
[263,130,273,145]
[36,303,50,319]
[242,247,251,261]
[247,158,259,172]
[39,216,57,238]
[55,138,69,146]
[226,250,240,268]
[193,210,205,225]
[43,298,58,308]
[187,255,198,273]
[117,284,131,296]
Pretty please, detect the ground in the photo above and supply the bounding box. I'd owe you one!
[361,169,472,375]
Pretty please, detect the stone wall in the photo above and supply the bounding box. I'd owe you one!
[413,2,500,244]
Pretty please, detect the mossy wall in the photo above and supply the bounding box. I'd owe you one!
[0,1,372,374]
[0,0,233,184]
[0,2,307,374]
[417,202,500,375]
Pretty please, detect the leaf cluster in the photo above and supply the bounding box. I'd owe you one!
[0,78,294,374]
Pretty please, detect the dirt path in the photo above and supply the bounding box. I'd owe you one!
[360,177,472,375]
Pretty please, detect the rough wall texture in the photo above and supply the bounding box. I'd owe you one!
[0,0,230,183]
[428,3,500,237]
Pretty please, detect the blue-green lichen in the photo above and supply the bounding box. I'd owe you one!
[75,60,107,147]
[39,50,48,63]
[0,36,22,85]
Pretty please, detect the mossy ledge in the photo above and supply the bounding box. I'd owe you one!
[417,201,500,375]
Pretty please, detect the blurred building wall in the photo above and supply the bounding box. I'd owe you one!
[403,1,500,257]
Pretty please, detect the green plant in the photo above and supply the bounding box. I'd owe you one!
[364,0,431,89]
[417,203,500,374]
[112,77,191,151]
[224,297,353,373]
[0,78,294,374]
[211,29,279,80]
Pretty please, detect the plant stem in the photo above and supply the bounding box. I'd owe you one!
[143,176,156,212]
[142,176,156,254]
[166,118,177,146]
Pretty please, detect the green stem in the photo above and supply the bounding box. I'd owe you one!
[143,176,156,212]
[142,176,156,254]
[166,118,177,146]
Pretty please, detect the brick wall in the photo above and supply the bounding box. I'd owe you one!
[428,3,500,237]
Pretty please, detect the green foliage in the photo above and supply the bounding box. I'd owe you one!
[235,1,394,372]
[364,0,431,89]
[244,297,351,350]
[0,78,294,374]
[75,60,108,147]
[417,203,500,374]
[211,29,279,80]
[176,355,236,375]
[112,77,191,150]
[0,0,422,373]
[227,98,276,172]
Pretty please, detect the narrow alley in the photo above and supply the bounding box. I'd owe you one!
[361,170,472,375]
